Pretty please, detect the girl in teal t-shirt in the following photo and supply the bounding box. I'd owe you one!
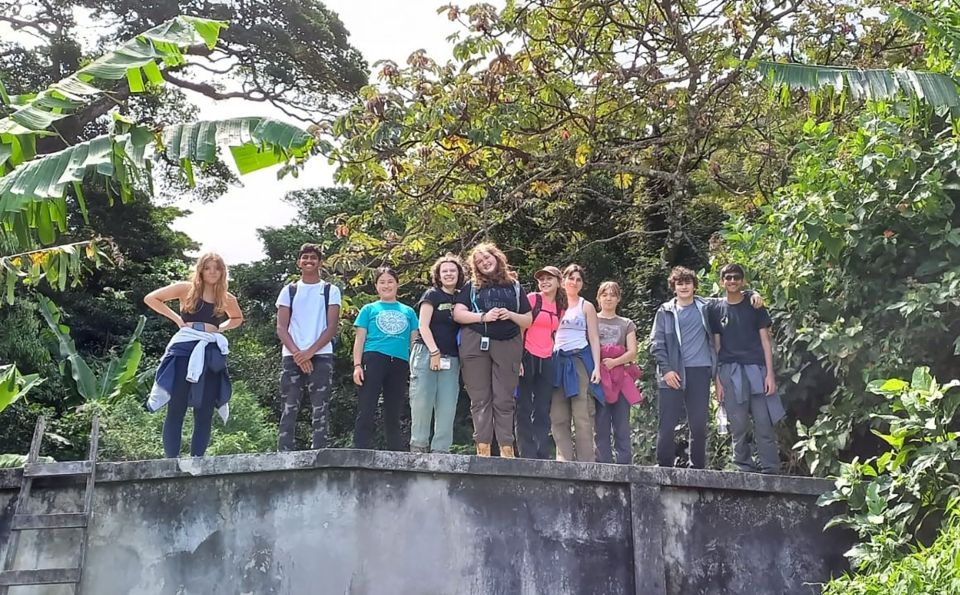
[352,267,419,450]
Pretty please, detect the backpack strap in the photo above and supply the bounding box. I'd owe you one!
[288,281,333,318]
[531,293,543,322]
[287,282,298,317]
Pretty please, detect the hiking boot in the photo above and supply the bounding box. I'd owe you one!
[476,443,491,457]
[500,445,515,458]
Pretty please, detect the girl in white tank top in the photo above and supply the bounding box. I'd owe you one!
[550,264,602,463]
[555,297,589,352]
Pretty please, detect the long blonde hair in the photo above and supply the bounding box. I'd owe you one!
[182,252,228,316]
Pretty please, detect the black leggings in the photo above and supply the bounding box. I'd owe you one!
[353,351,410,450]
[163,354,219,458]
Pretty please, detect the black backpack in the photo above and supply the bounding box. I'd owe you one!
[530,293,563,339]
[287,281,337,347]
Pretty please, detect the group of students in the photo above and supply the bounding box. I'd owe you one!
[143,242,783,474]
[347,243,644,463]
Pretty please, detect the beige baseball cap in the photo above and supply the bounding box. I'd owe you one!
[534,266,562,280]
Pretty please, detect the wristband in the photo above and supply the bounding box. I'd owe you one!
[354,363,362,368]
[430,350,440,356]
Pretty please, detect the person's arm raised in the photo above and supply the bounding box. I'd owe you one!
[143,282,191,329]
[218,294,244,332]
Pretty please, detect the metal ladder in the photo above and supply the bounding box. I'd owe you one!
[0,415,99,594]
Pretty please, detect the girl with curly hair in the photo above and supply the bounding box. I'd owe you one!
[453,242,533,457]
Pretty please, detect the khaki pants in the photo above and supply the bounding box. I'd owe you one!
[459,328,523,446]
[551,358,596,462]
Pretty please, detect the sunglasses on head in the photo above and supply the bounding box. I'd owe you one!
[723,274,743,281]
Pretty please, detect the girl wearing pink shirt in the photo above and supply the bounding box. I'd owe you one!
[516,266,567,459]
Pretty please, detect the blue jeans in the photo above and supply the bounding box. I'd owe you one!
[595,394,632,464]
[408,343,461,452]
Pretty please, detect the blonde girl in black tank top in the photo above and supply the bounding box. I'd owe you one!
[144,253,243,457]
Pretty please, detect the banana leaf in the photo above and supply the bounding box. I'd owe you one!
[0,363,43,414]
[758,61,960,108]
[0,16,228,146]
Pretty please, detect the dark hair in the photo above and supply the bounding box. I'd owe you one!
[667,266,698,291]
[430,253,466,289]
[562,263,585,282]
[374,266,399,283]
[298,243,322,259]
[719,263,746,279]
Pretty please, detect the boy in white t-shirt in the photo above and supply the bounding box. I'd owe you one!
[276,243,342,450]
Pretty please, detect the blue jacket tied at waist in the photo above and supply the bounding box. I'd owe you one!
[148,328,232,422]
[553,347,605,403]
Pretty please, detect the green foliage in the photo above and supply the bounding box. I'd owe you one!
[73,0,368,117]
[96,382,277,461]
[0,16,227,145]
[762,5,960,111]
[0,454,53,468]
[720,102,960,475]
[824,504,960,594]
[0,364,42,415]
[38,295,145,404]
[0,14,316,304]
[818,368,960,572]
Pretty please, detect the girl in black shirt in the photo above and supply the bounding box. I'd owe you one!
[409,254,466,453]
[453,243,533,457]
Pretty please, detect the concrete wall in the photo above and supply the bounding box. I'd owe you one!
[0,451,851,594]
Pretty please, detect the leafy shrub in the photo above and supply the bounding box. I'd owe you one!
[824,503,960,595]
[720,107,960,475]
[819,367,960,572]
[96,381,278,461]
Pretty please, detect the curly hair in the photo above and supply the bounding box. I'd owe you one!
[182,252,229,317]
[430,253,466,289]
[667,266,698,291]
[467,242,515,288]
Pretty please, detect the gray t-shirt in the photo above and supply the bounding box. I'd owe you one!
[677,303,712,368]
[598,315,636,349]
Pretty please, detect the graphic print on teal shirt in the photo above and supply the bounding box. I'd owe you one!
[354,301,419,360]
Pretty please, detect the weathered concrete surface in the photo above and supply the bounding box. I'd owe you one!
[0,451,851,594]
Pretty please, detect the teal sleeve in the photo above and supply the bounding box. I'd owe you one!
[355,304,370,328]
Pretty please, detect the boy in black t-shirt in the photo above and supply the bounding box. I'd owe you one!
[708,264,785,474]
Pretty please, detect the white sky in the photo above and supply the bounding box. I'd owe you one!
[169,1,473,263]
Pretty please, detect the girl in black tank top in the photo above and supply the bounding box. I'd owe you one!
[143,253,243,458]
[181,300,228,327]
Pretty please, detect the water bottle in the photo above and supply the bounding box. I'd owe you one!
[716,405,729,435]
